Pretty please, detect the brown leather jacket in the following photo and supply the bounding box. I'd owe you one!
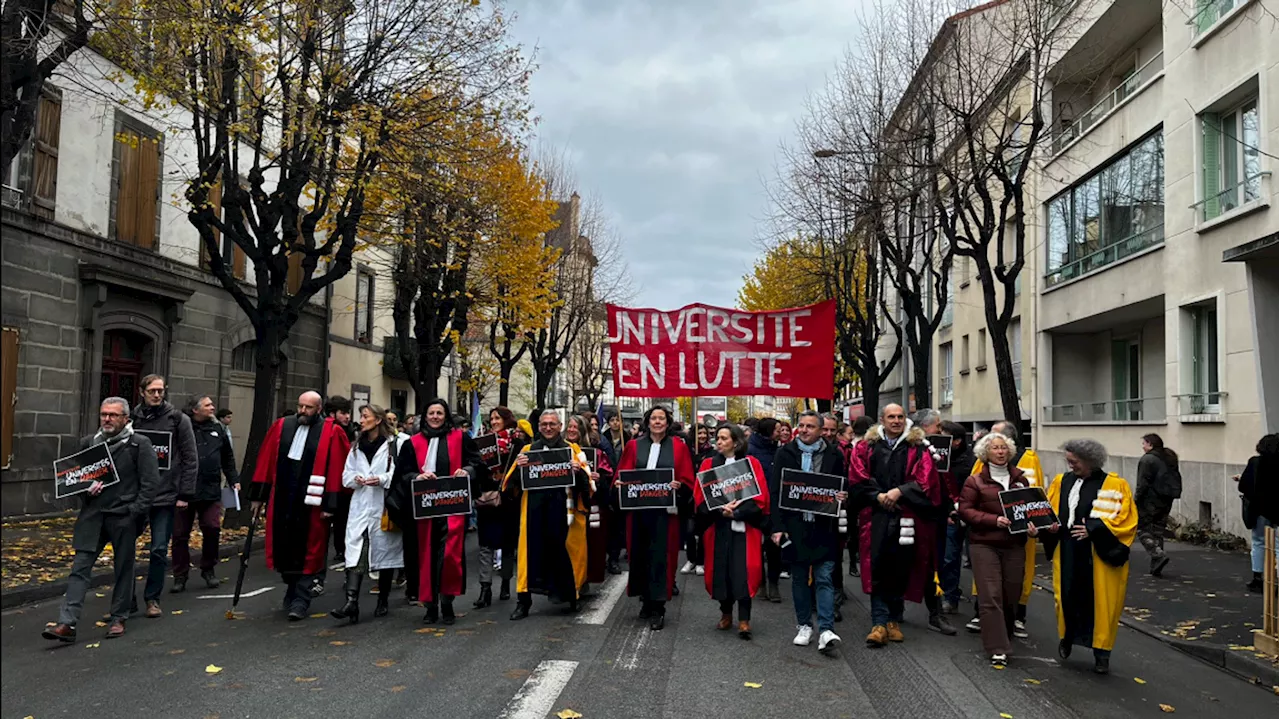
[957,464,1028,546]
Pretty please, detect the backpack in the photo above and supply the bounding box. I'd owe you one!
[1156,461,1183,499]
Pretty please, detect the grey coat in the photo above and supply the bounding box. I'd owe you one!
[72,432,162,552]
[130,401,198,506]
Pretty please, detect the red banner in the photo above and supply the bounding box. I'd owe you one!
[605,300,836,399]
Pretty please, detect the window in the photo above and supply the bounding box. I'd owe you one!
[231,342,256,373]
[110,114,162,249]
[1009,319,1022,398]
[390,389,408,418]
[199,180,247,279]
[977,329,988,369]
[1200,95,1261,221]
[6,87,62,217]
[961,334,971,373]
[2,328,17,469]
[1193,0,1240,34]
[939,342,954,406]
[1045,131,1164,286]
[1187,303,1220,412]
[355,269,374,343]
[1110,338,1143,421]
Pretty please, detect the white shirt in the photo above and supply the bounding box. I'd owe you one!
[287,424,311,461]
[1067,476,1085,528]
[989,463,1011,491]
[423,437,440,474]
[645,441,662,470]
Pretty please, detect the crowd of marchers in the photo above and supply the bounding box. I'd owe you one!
[39,382,1279,676]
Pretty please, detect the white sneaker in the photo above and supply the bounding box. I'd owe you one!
[965,617,981,633]
[1013,620,1028,639]
[818,630,842,654]
[680,561,696,575]
[780,571,791,579]
[793,625,813,646]
[694,565,705,576]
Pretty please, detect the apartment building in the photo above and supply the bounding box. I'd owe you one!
[1035,0,1277,536]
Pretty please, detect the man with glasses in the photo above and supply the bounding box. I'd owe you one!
[129,375,198,619]
[43,398,162,642]
[249,391,352,620]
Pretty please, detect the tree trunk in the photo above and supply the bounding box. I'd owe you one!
[910,327,932,411]
[242,323,284,483]
[534,369,552,409]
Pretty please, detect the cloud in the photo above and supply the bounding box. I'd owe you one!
[508,0,867,308]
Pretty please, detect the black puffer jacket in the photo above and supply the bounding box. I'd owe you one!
[191,417,240,503]
[130,401,198,505]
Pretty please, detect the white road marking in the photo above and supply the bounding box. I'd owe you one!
[612,622,652,671]
[498,659,579,719]
[196,586,274,600]
[574,571,629,625]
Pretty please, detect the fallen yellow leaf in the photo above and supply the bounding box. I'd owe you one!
[205,665,223,674]
[310,613,327,619]
[85,642,100,649]
[1159,705,1175,713]
[294,677,318,683]
[95,621,108,628]
[169,649,186,655]
[992,665,1006,670]
[743,682,763,688]
[413,628,434,634]
[1023,679,1041,685]
[1134,678,1146,684]
[556,711,583,719]
[171,610,183,615]
[374,659,396,668]
[390,686,407,693]
[329,641,349,646]
[1000,714,1013,719]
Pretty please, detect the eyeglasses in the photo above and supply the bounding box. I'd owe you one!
[100,412,125,419]
[144,388,165,395]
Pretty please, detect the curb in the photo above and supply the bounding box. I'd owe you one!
[1,537,260,610]
[1031,578,1278,689]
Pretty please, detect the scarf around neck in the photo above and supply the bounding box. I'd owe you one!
[95,423,135,448]
[797,437,826,472]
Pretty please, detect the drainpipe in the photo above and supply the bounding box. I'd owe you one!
[323,282,332,396]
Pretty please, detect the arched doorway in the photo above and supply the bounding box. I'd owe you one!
[99,329,151,402]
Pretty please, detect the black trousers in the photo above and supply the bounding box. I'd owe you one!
[719,597,751,621]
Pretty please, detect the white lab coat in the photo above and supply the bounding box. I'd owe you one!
[342,436,405,571]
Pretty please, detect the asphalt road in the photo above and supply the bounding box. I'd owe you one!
[2,536,1276,719]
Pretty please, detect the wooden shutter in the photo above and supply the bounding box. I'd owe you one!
[287,249,305,294]
[1,328,17,470]
[134,135,159,248]
[31,90,61,219]
[114,127,160,249]
[200,180,221,269]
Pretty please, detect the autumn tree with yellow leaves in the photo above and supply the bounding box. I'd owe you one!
[93,0,533,463]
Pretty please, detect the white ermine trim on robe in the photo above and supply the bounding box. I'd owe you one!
[287,424,310,460]
[1097,489,1123,500]
[308,473,326,486]
[566,490,575,527]
[1067,477,1085,527]
[1092,499,1123,513]
[304,494,322,506]
[900,527,915,537]
[901,517,915,527]
[305,484,324,496]
[899,536,915,546]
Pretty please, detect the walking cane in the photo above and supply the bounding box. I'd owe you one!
[227,504,263,619]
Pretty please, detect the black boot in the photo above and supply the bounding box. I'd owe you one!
[510,593,531,621]
[607,558,622,575]
[441,596,456,625]
[499,577,511,601]
[423,600,439,624]
[374,571,393,617]
[474,582,493,608]
[1247,572,1264,592]
[330,570,361,624]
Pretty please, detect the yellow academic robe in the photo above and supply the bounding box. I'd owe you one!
[1045,472,1137,651]
[971,449,1045,603]
[504,443,591,597]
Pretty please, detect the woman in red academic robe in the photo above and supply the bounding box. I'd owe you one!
[250,392,352,620]
[695,423,770,640]
[390,398,485,625]
[616,405,695,631]
[565,414,613,588]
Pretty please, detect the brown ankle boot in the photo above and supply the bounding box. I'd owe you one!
[738,620,752,640]
[717,613,733,630]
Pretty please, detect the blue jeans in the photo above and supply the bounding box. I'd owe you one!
[940,522,966,604]
[1253,517,1278,574]
[791,560,835,632]
[138,505,175,603]
[870,593,905,626]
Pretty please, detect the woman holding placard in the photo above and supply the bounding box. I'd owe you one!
[616,405,696,631]
[694,423,769,640]
[956,432,1037,667]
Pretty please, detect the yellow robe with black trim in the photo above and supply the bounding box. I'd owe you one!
[971,449,1045,603]
[1045,472,1137,651]
[503,443,590,598]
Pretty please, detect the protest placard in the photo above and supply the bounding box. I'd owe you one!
[475,433,503,471]
[54,443,120,499]
[616,468,676,510]
[412,475,473,519]
[926,434,952,473]
[520,447,576,491]
[135,430,173,471]
[778,468,843,517]
[999,486,1059,534]
[696,462,761,510]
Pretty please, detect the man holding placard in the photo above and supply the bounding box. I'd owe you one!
[43,397,161,643]
[772,411,848,654]
[503,410,592,620]
[130,374,198,618]
[616,406,696,631]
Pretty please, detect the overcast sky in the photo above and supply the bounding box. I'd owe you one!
[507,1,866,309]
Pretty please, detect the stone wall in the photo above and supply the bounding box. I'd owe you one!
[1,209,325,516]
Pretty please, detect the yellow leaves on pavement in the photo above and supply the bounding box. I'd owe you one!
[556,710,583,719]
[294,677,318,683]
[1134,678,1147,685]
[85,643,100,649]
[168,649,186,655]
[309,613,327,619]
[329,641,349,646]
[999,713,1014,718]
[171,610,184,615]
[205,665,223,674]
[743,682,763,689]
[374,659,397,668]
[1159,704,1176,713]
[1023,679,1041,685]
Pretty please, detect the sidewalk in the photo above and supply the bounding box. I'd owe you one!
[1,513,249,609]
[1032,538,1277,687]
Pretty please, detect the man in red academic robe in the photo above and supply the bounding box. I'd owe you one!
[250,391,351,620]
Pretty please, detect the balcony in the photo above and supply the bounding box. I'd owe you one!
[1190,0,1246,37]
[1050,51,1164,156]
[1045,397,1166,424]
[1,184,21,209]
[1192,171,1271,224]
[1044,224,1163,288]
[940,376,954,407]
[1175,392,1227,422]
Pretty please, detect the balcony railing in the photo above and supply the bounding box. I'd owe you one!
[1050,51,1164,155]
[1190,0,1238,34]
[1175,392,1227,417]
[1,184,21,209]
[1192,171,1270,222]
[940,376,954,407]
[1044,397,1166,423]
[1044,224,1164,288]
